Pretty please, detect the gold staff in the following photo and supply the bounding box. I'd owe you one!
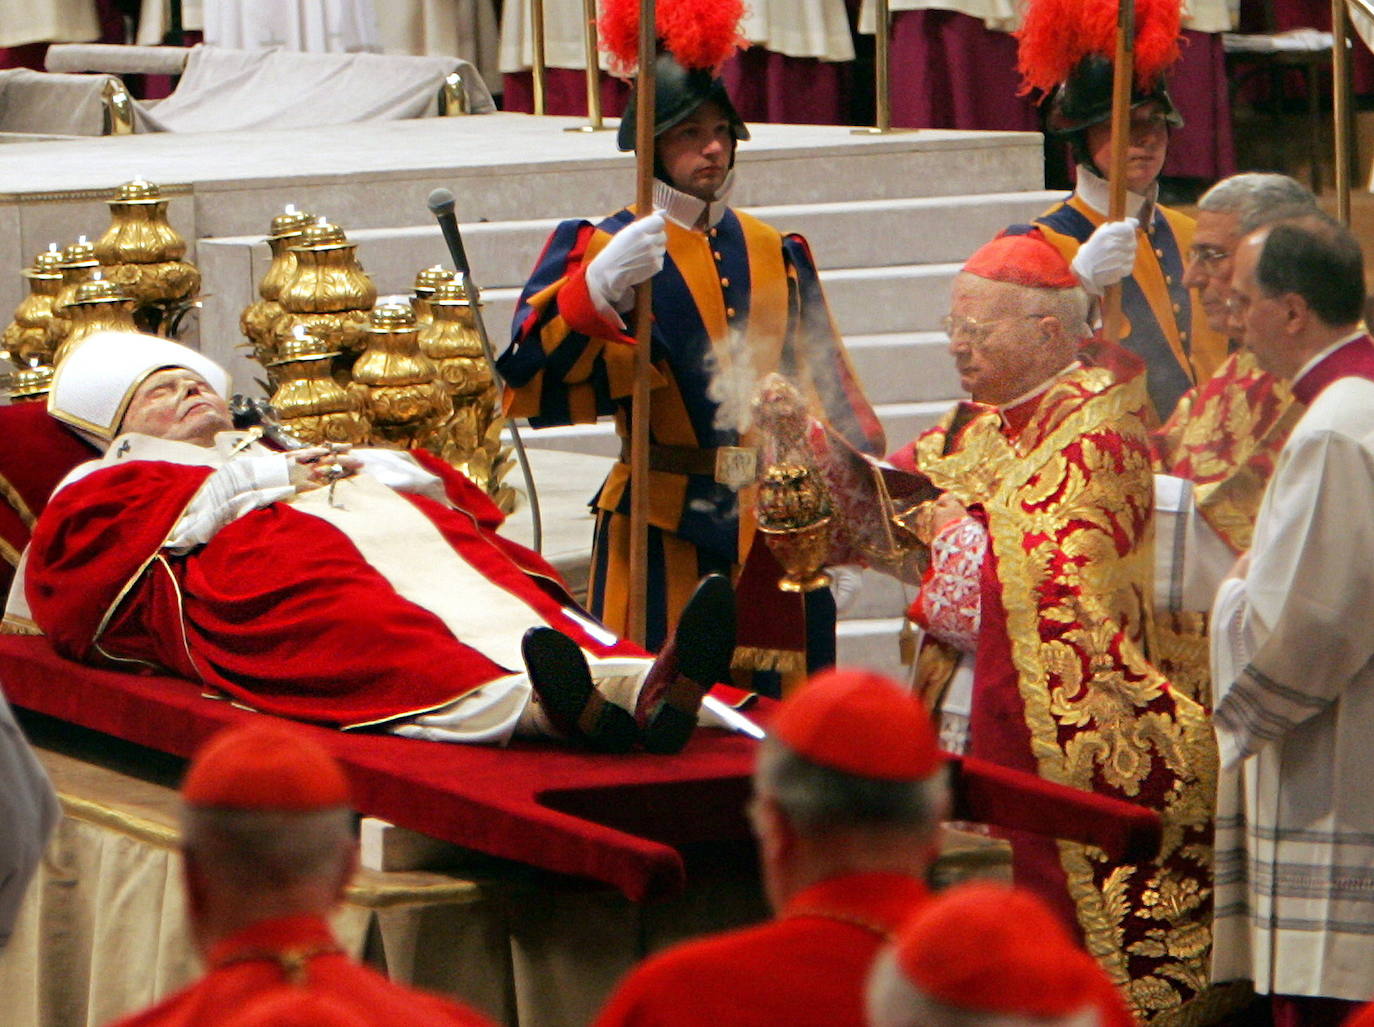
[626,0,657,645]
[531,0,548,115]
[566,0,612,132]
[854,0,909,135]
[1333,0,1353,225]
[1101,0,1135,344]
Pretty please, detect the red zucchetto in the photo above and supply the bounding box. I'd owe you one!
[772,668,942,781]
[961,228,1080,290]
[182,721,351,810]
[895,881,1133,1025]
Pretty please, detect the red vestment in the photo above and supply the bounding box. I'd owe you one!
[594,871,929,1027]
[891,348,1218,1021]
[108,913,492,1027]
[24,446,643,728]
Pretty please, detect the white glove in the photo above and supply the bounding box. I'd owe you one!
[827,564,864,615]
[1070,217,1138,295]
[584,211,667,313]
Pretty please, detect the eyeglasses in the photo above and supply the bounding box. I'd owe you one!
[1187,244,1231,271]
[941,313,1052,344]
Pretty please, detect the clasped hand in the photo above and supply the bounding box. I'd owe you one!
[288,445,362,492]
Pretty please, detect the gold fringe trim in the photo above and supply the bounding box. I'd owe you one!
[731,645,806,675]
[1,615,42,636]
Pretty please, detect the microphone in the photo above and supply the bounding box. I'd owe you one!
[426,187,471,276]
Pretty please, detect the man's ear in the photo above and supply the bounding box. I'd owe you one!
[1281,292,1309,334]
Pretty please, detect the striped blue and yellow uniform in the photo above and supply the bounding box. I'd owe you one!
[498,204,883,655]
[1035,194,1227,422]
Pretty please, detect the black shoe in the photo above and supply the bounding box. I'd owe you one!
[522,628,638,753]
[638,574,736,755]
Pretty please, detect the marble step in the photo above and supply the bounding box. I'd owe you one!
[837,617,909,680]
[212,188,1058,296]
[200,188,1050,310]
[749,191,1061,270]
[845,332,961,405]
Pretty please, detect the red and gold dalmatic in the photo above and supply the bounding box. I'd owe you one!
[1153,347,1298,554]
[1150,348,1300,703]
[910,352,1218,1022]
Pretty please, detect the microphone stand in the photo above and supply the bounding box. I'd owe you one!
[427,188,544,554]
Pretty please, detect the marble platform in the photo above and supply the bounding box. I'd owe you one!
[1,112,1057,677]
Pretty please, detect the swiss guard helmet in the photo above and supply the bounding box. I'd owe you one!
[1047,54,1183,136]
[616,51,750,153]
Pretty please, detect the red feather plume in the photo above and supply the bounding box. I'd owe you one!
[598,0,747,76]
[1016,0,1182,96]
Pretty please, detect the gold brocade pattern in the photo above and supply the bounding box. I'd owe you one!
[1154,349,1299,555]
[916,366,1219,1021]
[1149,349,1300,716]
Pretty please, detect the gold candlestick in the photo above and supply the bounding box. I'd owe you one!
[418,276,515,505]
[268,328,371,446]
[95,178,201,332]
[47,238,101,357]
[411,264,455,326]
[352,302,452,449]
[274,221,378,378]
[52,277,138,365]
[6,363,55,403]
[241,205,314,373]
[3,246,64,369]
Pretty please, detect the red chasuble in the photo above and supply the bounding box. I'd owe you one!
[25,448,644,728]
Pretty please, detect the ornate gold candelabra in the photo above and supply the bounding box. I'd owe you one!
[352,302,451,449]
[418,276,514,505]
[94,178,200,333]
[2,245,64,370]
[274,221,377,379]
[52,276,138,365]
[268,327,371,446]
[411,264,455,326]
[241,205,314,374]
[751,374,834,593]
[47,238,101,356]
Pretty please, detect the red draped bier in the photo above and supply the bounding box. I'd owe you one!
[24,450,645,728]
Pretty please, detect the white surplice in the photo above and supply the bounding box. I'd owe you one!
[1210,360,1374,1001]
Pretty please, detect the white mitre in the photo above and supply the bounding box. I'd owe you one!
[48,331,231,448]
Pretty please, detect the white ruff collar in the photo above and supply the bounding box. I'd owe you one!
[653,169,735,230]
[1075,164,1156,224]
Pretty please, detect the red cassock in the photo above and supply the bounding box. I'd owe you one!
[108,913,493,1027]
[593,872,929,1027]
[24,449,644,728]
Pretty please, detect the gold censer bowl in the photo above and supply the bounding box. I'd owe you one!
[756,462,833,594]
